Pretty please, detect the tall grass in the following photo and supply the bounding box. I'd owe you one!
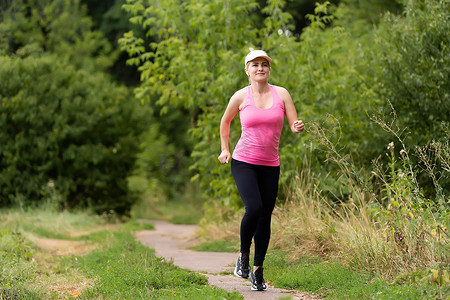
[272,170,447,279]
[270,118,449,280]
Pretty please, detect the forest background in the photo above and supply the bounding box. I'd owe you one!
[0,0,449,296]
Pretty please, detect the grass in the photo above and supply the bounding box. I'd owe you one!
[0,229,45,299]
[0,208,241,299]
[131,198,204,225]
[264,251,444,299]
[74,231,241,299]
[189,235,447,299]
[190,240,239,253]
[130,182,205,225]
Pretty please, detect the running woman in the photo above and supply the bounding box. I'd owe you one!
[218,50,304,291]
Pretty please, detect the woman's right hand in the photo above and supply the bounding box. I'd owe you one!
[218,150,231,164]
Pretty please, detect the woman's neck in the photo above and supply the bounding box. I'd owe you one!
[250,81,270,95]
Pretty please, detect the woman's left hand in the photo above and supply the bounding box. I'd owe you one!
[291,120,305,133]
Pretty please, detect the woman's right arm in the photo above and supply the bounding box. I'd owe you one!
[218,90,244,164]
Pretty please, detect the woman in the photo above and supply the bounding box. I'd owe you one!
[218,50,304,291]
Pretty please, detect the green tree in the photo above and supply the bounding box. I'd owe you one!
[0,55,145,213]
[375,0,449,146]
[120,0,262,207]
[0,0,116,71]
[80,0,145,85]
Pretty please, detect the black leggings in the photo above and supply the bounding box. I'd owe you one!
[231,158,280,266]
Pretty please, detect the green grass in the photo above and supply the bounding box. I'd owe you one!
[0,230,45,299]
[1,208,107,238]
[118,219,155,231]
[190,240,239,253]
[73,231,241,299]
[0,208,241,299]
[2,207,447,299]
[264,251,445,299]
[132,199,204,225]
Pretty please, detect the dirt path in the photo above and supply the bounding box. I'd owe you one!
[136,220,315,300]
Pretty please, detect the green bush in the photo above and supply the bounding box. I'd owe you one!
[375,0,450,146]
[0,55,145,213]
[0,0,116,72]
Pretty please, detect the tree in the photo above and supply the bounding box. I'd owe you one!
[375,0,449,146]
[0,55,145,213]
[0,0,116,71]
[0,0,147,213]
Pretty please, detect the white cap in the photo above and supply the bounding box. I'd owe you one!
[244,50,272,67]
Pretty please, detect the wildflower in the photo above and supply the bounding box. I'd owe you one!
[400,149,406,156]
[47,180,55,188]
[387,142,394,150]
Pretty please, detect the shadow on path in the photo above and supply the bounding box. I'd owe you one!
[136,220,314,300]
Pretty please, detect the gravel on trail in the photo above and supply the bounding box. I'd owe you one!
[136,220,316,300]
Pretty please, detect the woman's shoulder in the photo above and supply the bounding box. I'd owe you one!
[227,86,248,110]
[270,85,290,99]
[270,84,289,94]
[231,86,248,101]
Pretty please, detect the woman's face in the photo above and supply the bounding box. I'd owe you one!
[245,58,270,82]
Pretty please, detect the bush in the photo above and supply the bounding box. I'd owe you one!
[375,0,450,147]
[0,55,145,213]
[0,0,116,72]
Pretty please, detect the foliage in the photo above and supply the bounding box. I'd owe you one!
[374,0,450,147]
[0,55,145,213]
[127,106,197,206]
[120,0,386,207]
[80,0,146,85]
[120,0,261,208]
[341,0,403,23]
[0,0,116,71]
[129,177,205,224]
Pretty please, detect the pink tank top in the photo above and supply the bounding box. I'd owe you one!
[232,85,285,166]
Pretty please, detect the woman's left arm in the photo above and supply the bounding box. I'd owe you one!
[278,87,304,133]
